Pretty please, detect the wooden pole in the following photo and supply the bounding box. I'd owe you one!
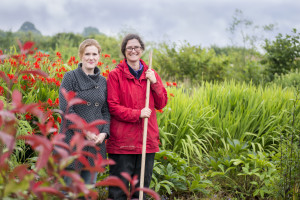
[139,50,152,200]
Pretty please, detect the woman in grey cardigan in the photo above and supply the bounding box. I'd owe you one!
[59,39,110,185]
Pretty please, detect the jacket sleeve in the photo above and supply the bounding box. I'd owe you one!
[150,71,168,110]
[107,70,141,123]
[101,81,110,137]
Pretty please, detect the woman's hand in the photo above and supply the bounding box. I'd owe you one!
[86,131,96,141]
[140,107,152,118]
[145,69,157,84]
[95,133,107,144]
[86,131,107,144]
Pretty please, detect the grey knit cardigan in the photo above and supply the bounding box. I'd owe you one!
[59,64,110,170]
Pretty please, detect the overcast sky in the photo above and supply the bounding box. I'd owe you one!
[0,0,299,48]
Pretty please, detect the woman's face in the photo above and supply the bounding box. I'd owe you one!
[81,45,100,72]
[125,39,143,63]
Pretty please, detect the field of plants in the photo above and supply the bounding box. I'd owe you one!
[0,28,299,199]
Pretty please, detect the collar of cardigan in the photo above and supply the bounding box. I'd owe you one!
[73,63,102,90]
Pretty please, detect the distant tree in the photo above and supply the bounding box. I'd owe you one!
[263,28,300,81]
[227,9,276,50]
[18,21,42,35]
[153,42,229,84]
[82,27,104,37]
[0,30,15,50]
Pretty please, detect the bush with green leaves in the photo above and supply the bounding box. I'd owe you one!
[263,28,300,81]
[205,138,279,199]
[151,150,213,199]
[152,42,229,85]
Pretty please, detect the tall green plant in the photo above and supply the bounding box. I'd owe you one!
[158,81,300,165]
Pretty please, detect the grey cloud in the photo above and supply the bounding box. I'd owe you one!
[0,0,299,47]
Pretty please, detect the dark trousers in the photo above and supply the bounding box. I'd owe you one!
[108,153,155,200]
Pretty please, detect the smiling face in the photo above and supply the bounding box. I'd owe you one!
[125,39,143,64]
[81,45,100,74]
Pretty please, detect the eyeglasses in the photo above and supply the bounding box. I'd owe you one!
[125,46,142,52]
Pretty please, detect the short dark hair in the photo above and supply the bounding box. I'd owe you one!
[121,33,145,58]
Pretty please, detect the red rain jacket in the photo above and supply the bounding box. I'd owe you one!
[106,59,168,154]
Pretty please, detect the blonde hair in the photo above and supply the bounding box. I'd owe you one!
[78,39,101,60]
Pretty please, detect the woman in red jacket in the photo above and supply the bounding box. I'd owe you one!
[106,34,168,199]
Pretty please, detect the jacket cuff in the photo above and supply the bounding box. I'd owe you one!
[150,81,162,92]
[132,109,141,121]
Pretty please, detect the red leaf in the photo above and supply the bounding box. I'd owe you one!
[20,70,48,78]
[78,155,90,167]
[11,90,22,108]
[88,119,107,127]
[95,176,129,196]
[0,130,15,152]
[0,110,16,120]
[9,164,30,180]
[53,145,69,158]
[120,172,132,182]
[19,135,52,170]
[34,187,64,199]
[35,120,56,136]
[61,88,76,101]
[131,174,139,188]
[68,98,87,107]
[65,113,87,127]
[53,109,64,116]
[24,104,44,119]
[135,187,161,200]
[0,152,10,168]
[60,170,90,194]
[84,155,115,173]
[61,170,83,182]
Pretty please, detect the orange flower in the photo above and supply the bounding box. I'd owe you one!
[55,98,59,105]
[7,74,14,79]
[156,109,163,113]
[47,98,53,106]
[166,82,172,86]
[170,93,175,97]
[102,72,108,78]
[55,81,61,87]
[98,62,103,66]
[56,52,62,58]
[0,86,3,95]
[25,114,32,120]
[57,116,62,123]
[22,75,28,80]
